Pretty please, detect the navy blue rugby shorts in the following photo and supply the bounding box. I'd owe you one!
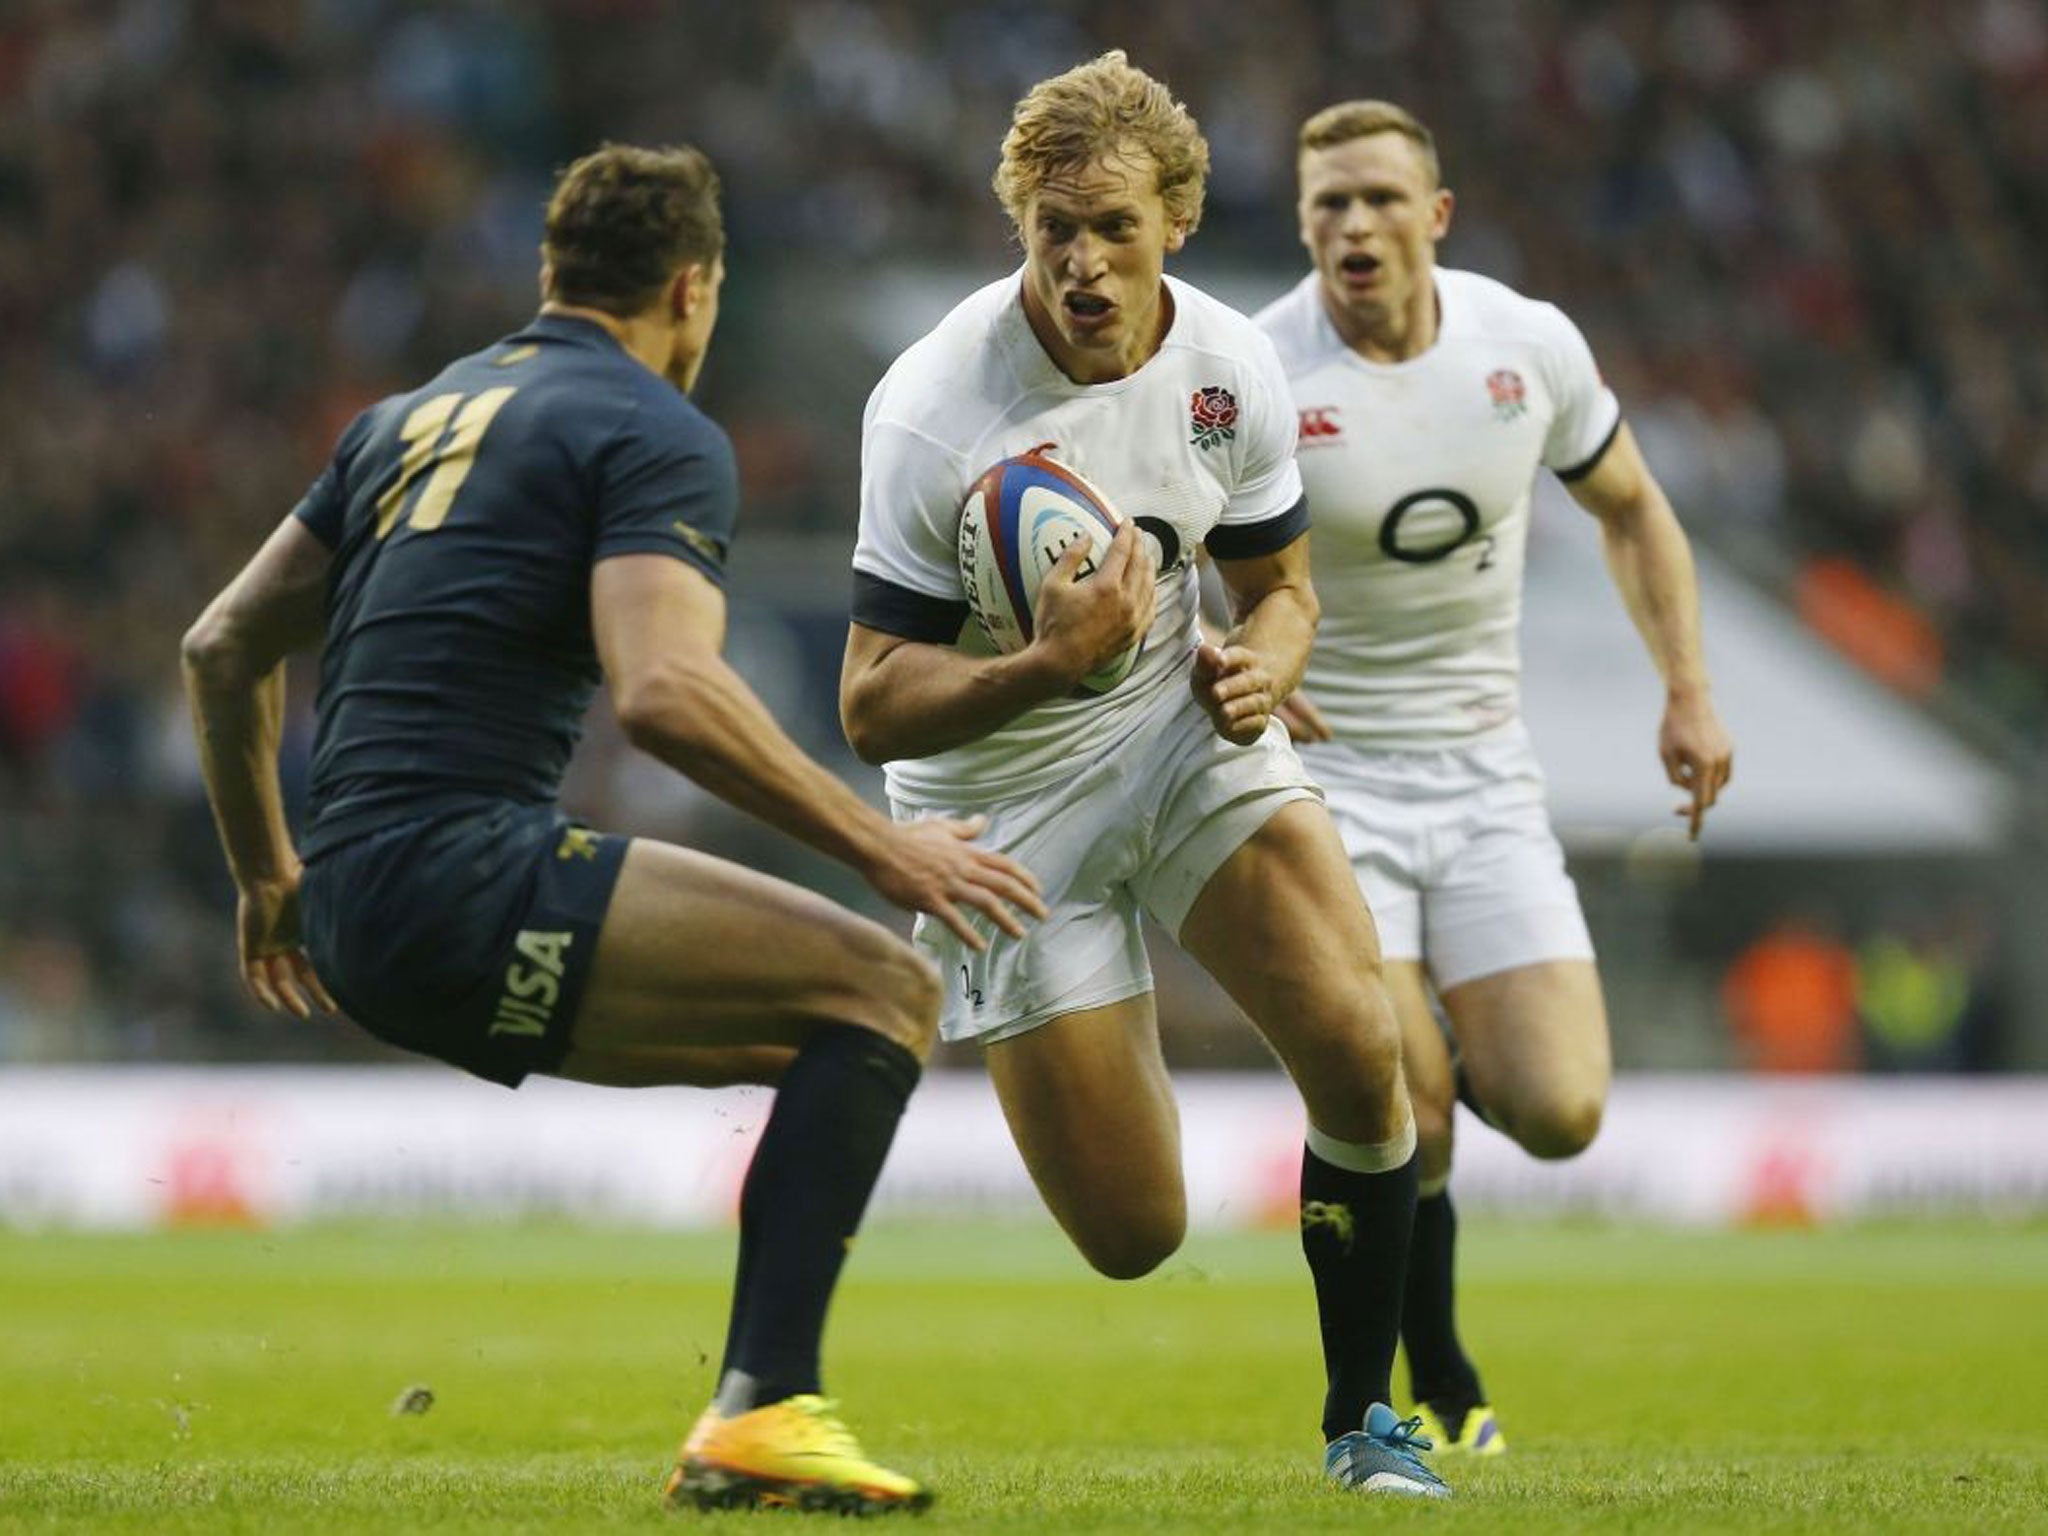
[301,803,630,1087]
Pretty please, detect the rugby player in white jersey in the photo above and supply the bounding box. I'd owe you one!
[1256,100,1735,1454]
[838,54,1448,1498]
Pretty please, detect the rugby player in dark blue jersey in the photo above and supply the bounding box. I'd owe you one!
[180,143,1042,1516]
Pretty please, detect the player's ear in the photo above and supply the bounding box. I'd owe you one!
[668,264,700,321]
[1431,187,1455,242]
[537,252,554,302]
[1164,218,1189,256]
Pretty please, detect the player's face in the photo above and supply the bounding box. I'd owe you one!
[669,255,724,393]
[1019,148,1187,384]
[1298,133,1452,344]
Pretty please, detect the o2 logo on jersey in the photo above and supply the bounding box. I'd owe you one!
[1379,488,1494,570]
[1134,515,1186,575]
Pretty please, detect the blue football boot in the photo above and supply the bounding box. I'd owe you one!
[1323,1402,1452,1498]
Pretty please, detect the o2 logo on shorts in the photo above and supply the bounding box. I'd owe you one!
[1378,488,1495,571]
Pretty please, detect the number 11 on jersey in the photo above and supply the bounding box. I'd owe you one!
[374,387,518,539]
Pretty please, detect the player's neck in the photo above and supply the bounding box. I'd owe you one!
[1021,280,1173,385]
[539,301,696,389]
[1325,275,1440,365]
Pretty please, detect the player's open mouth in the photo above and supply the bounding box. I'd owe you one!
[1339,253,1381,284]
[1063,292,1114,325]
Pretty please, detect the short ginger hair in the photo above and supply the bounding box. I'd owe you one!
[1298,100,1442,187]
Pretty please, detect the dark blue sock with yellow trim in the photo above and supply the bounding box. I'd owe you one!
[1301,1135,1420,1443]
[714,1024,921,1410]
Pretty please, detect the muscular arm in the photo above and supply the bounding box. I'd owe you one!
[1567,422,1734,833]
[839,522,1153,764]
[181,515,337,1015]
[597,555,902,866]
[595,555,1044,943]
[182,517,330,890]
[1195,533,1322,745]
[838,625,1071,765]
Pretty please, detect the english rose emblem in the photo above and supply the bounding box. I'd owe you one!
[1190,385,1238,449]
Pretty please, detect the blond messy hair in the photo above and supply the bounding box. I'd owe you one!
[1298,100,1442,187]
[993,50,1209,234]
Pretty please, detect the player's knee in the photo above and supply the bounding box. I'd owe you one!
[1077,1208,1185,1280]
[874,941,943,1060]
[1413,1092,1455,1179]
[1516,1088,1604,1160]
[880,946,942,1064]
[1291,1029,1408,1148]
[832,929,941,1062]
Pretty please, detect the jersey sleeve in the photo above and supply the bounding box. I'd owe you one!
[1537,303,1622,481]
[849,388,972,643]
[591,407,739,586]
[1207,332,1308,559]
[290,410,373,549]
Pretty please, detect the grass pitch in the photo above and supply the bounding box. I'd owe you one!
[1,1220,2044,1533]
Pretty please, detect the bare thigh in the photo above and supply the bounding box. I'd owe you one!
[1441,959,1609,1159]
[556,839,939,1087]
[984,993,1185,1280]
[1178,799,1408,1146]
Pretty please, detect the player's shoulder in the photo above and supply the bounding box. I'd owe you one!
[866,274,1022,441]
[1440,267,1585,353]
[1160,273,1287,375]
[534,318,728,452]
[601,358,732,467]
[1250,273,1334,376]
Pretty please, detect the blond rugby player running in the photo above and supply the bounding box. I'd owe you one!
[841,54,1448,1498]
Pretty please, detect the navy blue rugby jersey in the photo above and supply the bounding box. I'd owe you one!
[293,314,736,858]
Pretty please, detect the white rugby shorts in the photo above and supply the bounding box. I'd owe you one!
[1305,722,1593,991]
[891,701,1321,1046]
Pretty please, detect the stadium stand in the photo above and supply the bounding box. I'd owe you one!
[1,0,2041,1062]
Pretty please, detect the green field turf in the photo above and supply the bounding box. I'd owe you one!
[1,1220,2045,1533]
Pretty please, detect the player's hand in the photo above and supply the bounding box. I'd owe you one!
[236,868,338,1019]
[1033,522,1154,685]
[866,815,1048,951]
[1660,690,1733,841]
[1275,689,1333,743]
[1191,641,1276,745]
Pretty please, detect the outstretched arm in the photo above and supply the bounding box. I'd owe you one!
[1567,423,1734,838]
[180,515,339,1017]
[593,554,1045,949]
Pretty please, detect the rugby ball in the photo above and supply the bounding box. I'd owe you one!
[956,445,1142,694]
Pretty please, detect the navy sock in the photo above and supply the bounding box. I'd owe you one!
[714,1024,921,1409]
[1300,1145,1419,1443]
[1402,1189,1485,1415]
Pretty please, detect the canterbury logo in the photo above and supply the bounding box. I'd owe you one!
[1301,1199,1356,1251]
[1298,406,1343,444]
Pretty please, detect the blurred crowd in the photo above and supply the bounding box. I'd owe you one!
[3,0,2045,1062]
[1721,898,2008,1074]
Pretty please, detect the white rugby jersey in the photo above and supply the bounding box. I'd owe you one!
[853,270,1305,803]
[1255,267,1620,747]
